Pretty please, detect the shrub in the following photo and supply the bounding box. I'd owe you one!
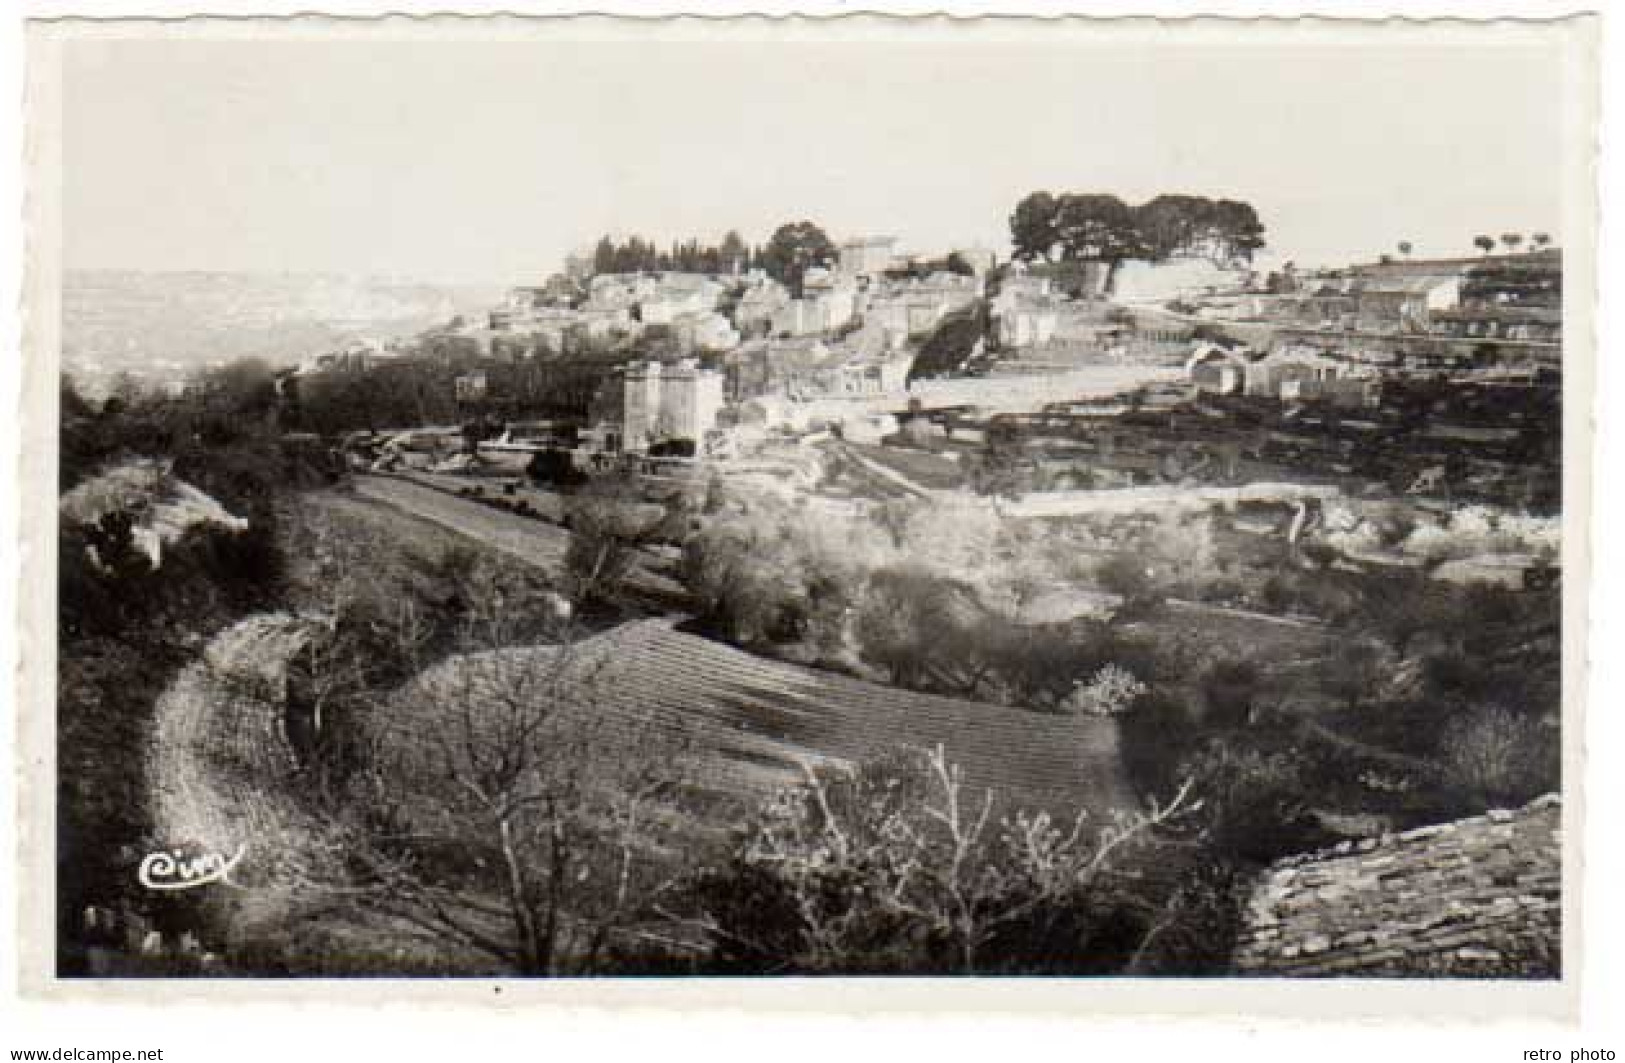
[853,564,964,688]
[1438,705,1558,809]
[562,479,655,608]
[1198,660,1261,729]
[526,448,588,488]
[1124,860,1247,976]
[1117,691,1199,800]
[1318,640,1388,711]
[1178,736,1329,864]
[1060,664,1148,716]
[1097,555,1163,618]
[1421,651,1495,705]
[681,513,851,649]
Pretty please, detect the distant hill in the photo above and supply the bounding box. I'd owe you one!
[62,270,502,394]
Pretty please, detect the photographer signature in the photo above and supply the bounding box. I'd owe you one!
[137,844,247,891]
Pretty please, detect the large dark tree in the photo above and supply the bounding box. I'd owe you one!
[1010,190,1267,266]
[1210,199,1266,262]
[593,236,617,275]
[586,232,765,277]
[1134,194,1211,261]
[719,230,749,274]
[1009,191,1062,262]
[1054,193,1140,261]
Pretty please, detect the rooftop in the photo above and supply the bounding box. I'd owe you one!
[1233,794,1561,978]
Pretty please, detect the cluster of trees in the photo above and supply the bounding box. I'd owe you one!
[284,345,612,437]
[677,488,1175,712]
[1471,232,1554,256]
[284,358,469,437]
[591,231,754,277]
[849,562,1172,712]
[1009,192,1266,265]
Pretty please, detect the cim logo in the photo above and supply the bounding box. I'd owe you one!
[137,843,247,891]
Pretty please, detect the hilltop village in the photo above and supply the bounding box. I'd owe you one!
[278,228,1560,514]
[59,203,1564,979]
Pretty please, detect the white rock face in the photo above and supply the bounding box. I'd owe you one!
[60,458,249,569]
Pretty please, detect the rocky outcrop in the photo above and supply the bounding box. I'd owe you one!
[61,458,248,569]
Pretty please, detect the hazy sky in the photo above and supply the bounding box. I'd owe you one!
[61,33,1568,284]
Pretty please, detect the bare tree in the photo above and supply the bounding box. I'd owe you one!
[562,477,657,609]
[700,745,1196,973]
[335,590,699,975]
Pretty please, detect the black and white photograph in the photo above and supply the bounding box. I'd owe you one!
[15,10,1598,1014]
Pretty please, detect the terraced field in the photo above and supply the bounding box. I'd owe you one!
[842,442,968,493]
[392,619,1136,820]
[351,473,687,607]
[352,474,572,567]
[146,613,1139,971]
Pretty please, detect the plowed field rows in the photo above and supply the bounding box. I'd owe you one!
[396,619,1134,819]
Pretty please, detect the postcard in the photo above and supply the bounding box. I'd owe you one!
[17,12,1598,1019]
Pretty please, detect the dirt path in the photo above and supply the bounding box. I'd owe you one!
[147,613,330,885]
[1165,597,1327,631]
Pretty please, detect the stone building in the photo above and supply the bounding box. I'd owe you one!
[723,338,911,402]
[1187,342,1370,402]
[733,274,791,337]
[670,311,741,354]
[1354,276,1462,333]
[770,268,859,338]
[608,359,725,453]
[867,272,981,347]
[639,273,724,325]
[838,235,900,278]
